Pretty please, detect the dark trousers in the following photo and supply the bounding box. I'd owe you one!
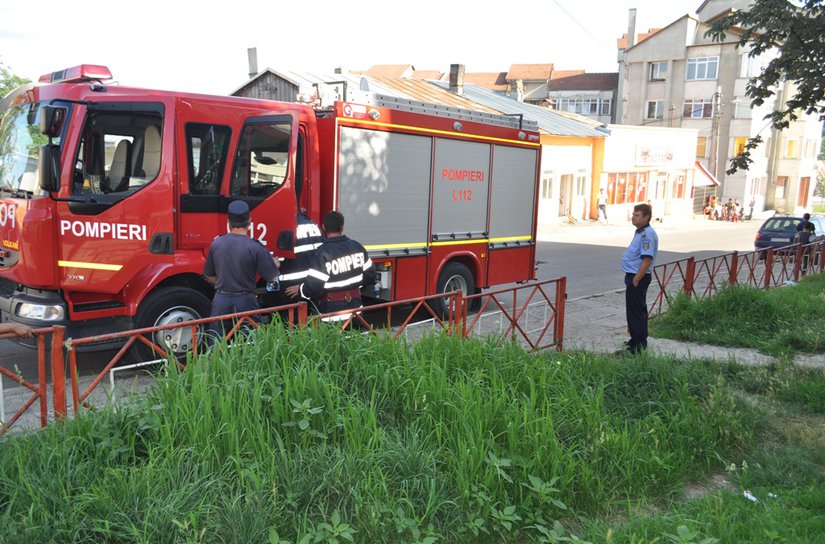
[209,292,259,339]
[625,272,651,352]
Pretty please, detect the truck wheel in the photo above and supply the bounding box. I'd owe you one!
[432,262,478,319]
[132,287,211,362]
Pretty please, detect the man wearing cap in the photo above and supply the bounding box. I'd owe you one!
[204,200,278,337]
[285,210,375,321]
[619,203,658,355]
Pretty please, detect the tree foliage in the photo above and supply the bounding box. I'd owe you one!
[707,0,825,174]
[1,59,30,98]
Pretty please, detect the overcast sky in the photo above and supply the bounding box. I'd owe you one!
[1,0,701,95]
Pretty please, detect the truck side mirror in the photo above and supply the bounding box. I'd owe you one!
[277,229,294,251]
[39,106,66,138]
[38,144,61,192]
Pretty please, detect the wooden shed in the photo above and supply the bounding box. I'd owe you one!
[231,69,301,102]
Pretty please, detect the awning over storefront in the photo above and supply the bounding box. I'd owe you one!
[694,160,720,187]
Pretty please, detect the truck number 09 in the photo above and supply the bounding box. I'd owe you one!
[0,203,17,228]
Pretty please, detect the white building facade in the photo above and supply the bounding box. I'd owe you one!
[617,0,822,214]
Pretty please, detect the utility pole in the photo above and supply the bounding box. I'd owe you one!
[709,87,723,187]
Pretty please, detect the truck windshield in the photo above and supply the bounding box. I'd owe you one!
[0,102,51,197]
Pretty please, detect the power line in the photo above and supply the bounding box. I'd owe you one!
[549,0,615,54]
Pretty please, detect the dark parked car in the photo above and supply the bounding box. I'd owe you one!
[754,215,825,252]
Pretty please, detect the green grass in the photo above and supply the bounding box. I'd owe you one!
[813,204,825,214]
[650,273,825,356]
[579,360,825,543]
[0,326,748,543]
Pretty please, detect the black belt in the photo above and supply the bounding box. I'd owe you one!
[217,290,253,295]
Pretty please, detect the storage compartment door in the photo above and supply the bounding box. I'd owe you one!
[487,145,538,285]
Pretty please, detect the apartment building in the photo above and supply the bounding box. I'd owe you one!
[616,0,821,214]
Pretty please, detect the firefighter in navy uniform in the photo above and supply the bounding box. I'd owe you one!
[270,211,325,315]
[204,200,279,337]
[285,211,375,320]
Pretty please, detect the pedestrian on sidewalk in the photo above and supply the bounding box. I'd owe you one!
[619,203,658,354]
[597,189,608,223]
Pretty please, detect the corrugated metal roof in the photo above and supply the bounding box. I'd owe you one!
[367,77,504,115]
[409,70,443,80]
[430,81,608,138]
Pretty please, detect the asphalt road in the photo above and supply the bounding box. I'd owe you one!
[0,218,760,390]
[536,218,757,298]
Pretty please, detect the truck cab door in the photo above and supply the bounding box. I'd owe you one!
[226,115,298,257]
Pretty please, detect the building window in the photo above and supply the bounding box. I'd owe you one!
[733,137,748,157]
[646,100,665,120]
[733,96,751,119]
[607,172,650,204]
[649,61,668,81]
[553,98,611,117]
[683,98,713,119]
[785,138,799,159]
[541,173,554,200]
[696,136,708,158]
[575,174,586,196]
[686,56,719,80]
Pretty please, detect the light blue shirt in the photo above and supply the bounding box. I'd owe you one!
[621,224,658,274]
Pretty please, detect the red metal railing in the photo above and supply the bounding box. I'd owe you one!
[318,278,566,352]
[0,327,63,437]
[1,279,566,434]
[649,239,825,316]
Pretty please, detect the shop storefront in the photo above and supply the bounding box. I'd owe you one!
[596,125,698,220]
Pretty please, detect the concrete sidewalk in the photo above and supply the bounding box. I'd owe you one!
[563,288,825,367]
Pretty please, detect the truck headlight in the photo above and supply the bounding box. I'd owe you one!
[16,302,65,321]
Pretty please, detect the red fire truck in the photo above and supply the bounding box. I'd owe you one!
[0,65,541,353]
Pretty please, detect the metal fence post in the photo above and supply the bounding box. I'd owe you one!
[764,249,774,289]
[554,277,566,352]
[792,244,804,281]
[684,257,695,298]
[454,291,464,337]
[297,302,308,328]
[50,326,67,420]
[728,251,739,285]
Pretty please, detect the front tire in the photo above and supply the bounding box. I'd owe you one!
[132,287,211,362]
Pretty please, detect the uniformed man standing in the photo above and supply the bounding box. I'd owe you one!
[275,211,325,313]
[619,203,658,354]
[285,210,375,321]
[204,200,279,337]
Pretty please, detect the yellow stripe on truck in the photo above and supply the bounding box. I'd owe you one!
[58,260,123,271]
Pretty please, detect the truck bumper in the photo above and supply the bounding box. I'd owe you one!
[0,280,132,352]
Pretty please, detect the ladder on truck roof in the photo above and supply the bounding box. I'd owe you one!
[364,94,540,132]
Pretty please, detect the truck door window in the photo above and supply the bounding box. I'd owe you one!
[185,123,230,195]
[72,110,163,196]
[230,121,291,198]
